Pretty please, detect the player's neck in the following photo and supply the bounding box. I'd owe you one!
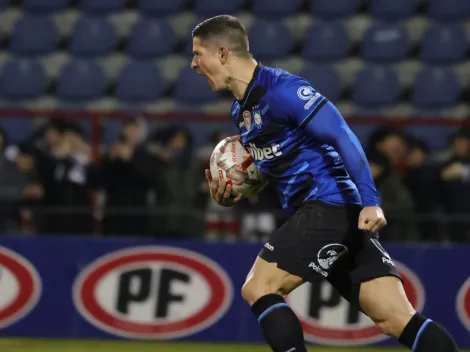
[227,59,258,101]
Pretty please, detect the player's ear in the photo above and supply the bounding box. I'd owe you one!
[218,47,229,64]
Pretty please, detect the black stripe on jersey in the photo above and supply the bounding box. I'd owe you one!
[288,175,315,211]
[299,98,328,129]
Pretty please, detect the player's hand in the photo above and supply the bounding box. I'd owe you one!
[205,169,242,207]
[358,206,387,233]
[441,162,464,181]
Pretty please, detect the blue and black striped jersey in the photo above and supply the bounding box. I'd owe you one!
[231,64,380,213]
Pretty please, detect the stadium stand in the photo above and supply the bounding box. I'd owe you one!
[0,0,466,150]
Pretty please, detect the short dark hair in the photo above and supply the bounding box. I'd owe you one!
[192,15,250,58]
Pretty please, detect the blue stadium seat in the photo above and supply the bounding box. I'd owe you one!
[138,0,184,17]
[249,21,293,61]
[353,66,400,108]
[127,19,175,60]
[80,0,125,15]
[11,15,58,56]
[0,59,46,100]
[302,22,350,62]
[22,0,68,13]
[174,67,219,105]
[310,0,359,19]
[298,67,342,102]
[194,0,244,16]
[428,0,470,22]
[101,120,122,144]
[253,0,302,18]
[412,68,461,109]
[116,62,164,103]
[69,17,117,58]
[0,119,35,144]
[57,60,105,102]
[405,126,454,151]
[420,24,468,65]
[370,0,417,21]
[361,23,409,63]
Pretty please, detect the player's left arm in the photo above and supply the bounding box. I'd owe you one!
[274,80,386,232]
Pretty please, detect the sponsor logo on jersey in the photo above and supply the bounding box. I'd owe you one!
[456,277,470,332]
[0,246,42,329]
[247,143,282,161]
[297,86,315,101]
[304,92,322,110]
[287,261,425,346]
[317,244,348,270]
[73,246,233,339]
[243,111,251,130]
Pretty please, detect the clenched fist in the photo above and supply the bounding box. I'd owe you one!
[358,206,387,233]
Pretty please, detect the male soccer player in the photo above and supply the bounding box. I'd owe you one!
[191,15,460,352]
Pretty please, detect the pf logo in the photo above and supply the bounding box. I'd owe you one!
[0,246,41,329]
[73,246,233,339]
[456,277,470,332]
[286,261,425,346]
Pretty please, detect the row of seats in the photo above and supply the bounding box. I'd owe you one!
[4,0,470,21]
[0,58,463,110]
[7,16,470,65]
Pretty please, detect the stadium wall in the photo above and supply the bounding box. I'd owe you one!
[0,236,469,347]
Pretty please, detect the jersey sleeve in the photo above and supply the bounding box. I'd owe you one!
[271,77,327,126]
[272,77,380,207]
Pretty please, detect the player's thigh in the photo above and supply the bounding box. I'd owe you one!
[351,235,416,336]
[241,256,304,305]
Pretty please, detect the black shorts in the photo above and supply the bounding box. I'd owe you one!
[259,200,401,307]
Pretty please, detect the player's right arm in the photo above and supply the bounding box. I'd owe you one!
[205,169,242,207]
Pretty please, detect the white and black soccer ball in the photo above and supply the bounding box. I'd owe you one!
[210,135,267,198]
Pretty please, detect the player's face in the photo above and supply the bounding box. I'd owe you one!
[191,37,228,92]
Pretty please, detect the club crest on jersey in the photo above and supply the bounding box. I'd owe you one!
[243,111,251,130]
[297,86,315,101]
[252,105,262,129]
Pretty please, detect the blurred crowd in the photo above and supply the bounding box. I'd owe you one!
[0,118,469,243]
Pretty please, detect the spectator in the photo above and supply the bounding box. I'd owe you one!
[368,151,417,242]
[88,118,159,237]
[403,137,440,241]
[0,130,42,232]
[37,121,92,235]
[367,127,408,175]
[150,125,204,238]
[438,127,470,243]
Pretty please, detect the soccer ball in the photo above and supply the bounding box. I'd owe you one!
[210,135,267,198]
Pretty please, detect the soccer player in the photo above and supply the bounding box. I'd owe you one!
[191,15,460,352]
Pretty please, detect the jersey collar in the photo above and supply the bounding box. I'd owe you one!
[237,62,263,105]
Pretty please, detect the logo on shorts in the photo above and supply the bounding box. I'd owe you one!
[317,244,348,270]
[308,262,328,277]
[264,243,274,252]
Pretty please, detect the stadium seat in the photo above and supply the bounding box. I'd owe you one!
[301,22,350,63]
[427,0,470,22]
[353,66,400,108]
[0,118,36,144]
[298,67,342,102]
[68,17,117,58]
[80,0,126,15]
[126,19,175,60]
[22,0,68,13]
[369,0,417,21]
[405,126,454,151]
[252,0,302,18]
[412,68,461,109]
[138,0,184,17]
[361,23,409,63]
[420,24,468,65]
[310,0,359,19]
[174,67,219,105]
[194,0,244,16]
[116,62,164,103]
[249,21,293,61]
[10,15,58,56]
[57,60,105,102]
[0,59,46,100]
